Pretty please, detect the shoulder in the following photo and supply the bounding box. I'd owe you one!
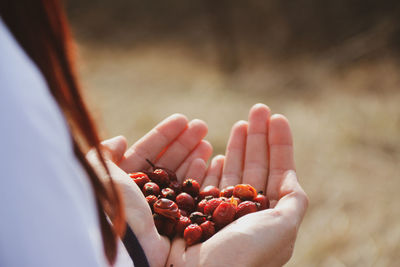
[0,17,111,267]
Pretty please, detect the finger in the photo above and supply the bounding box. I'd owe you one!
[184,158,208,184]
[267,114,295,207]
[274,171,308,227]
[155,119,208,170]
[201,155,225,189]
[242,104,270,192]
[100,135,128,163]
[219,120,248,189]
[119,114,188,172]
[175,140,213,182]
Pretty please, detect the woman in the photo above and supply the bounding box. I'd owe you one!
[0,1,308,266]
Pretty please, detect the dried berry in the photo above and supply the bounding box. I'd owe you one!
[184,224,203,246]
[204,197,225,215]
[220,186,235,198]
[161,188,176,201]
[169,180,182,194]
[175,192,195,212]
[182,179,200,197]
[189,212,207,225]
[154,198,181,220]
[175,216,191,236]
[235,201,258,219]
[254,193,269,210]
[200,221,215,241]
[197,198,208,213]
[142,182,160,196]
[129,172,150,189]
[146,195,158,211]
[233,184,257,201]
[199,185,220,199]
[212,201,236,229]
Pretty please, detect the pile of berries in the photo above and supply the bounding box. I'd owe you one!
[129,160,269,246]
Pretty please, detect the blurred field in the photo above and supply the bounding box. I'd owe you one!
[69,2,400,266]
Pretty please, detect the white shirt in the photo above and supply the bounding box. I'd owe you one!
[0,17,133,267]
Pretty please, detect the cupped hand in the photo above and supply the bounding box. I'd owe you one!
[89,114,213,267]
[167,104,309,267]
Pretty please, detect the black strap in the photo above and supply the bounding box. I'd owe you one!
[122,223,150,267]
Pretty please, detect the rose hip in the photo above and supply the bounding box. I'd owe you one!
[199,185,220,199]
[153,213,164,233]
[175,216,191,236]
[233,184,257,201]
[182,179,200,197]
[162,218,177,238]
[212,201,236,229]
[176,192,195,212]
[161,188,176,200]
[142,182,160,196]
[146,195,158,211]
[204,197,225,215]
[235,201,258,219]
[254,193,269,210]
[154,198,181,220]
[151,169,170,187]
[197,198,208,213]
[200,221,215,241]
[184,224,203,246]
[129,172,150,188]
[169,180,182,194]
[189,212,207,225]
[220,186,234,198]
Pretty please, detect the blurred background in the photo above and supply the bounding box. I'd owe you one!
[66,1,400,266]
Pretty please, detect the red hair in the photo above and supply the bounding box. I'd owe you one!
[0,0,125,264]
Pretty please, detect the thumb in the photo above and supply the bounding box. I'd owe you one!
[274,170,309,227]
[101,135,128,163]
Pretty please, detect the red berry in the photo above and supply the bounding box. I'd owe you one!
[254,194,269,210]
[235,201,258,219]
[145,159,177,182]
[233,184,257,201]
[200,221,215,241]
[175,216,191,236]
[129,172,150,188]
[189,212,207,225]
[161,188,176,200]
[184,224,203,246]
[180,209,189,217]
[150,169,170,187]
[204,197,224,215]
[199,185,220,199]
[220,186,234,198]
[212,201,236,229]
[153,198,181,220]
[162,218,177,238]
[176,192,195,212]
[197,198,208,213]
[182,179,200,197]
[145,195,158,210]
[142,182,160,196]
[153,213,164,233]
[169,180,182,194]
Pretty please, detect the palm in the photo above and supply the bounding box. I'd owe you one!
[167,104,308,267]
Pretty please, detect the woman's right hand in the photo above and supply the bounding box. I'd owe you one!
[95,114,213,267]
[167,104,309,267]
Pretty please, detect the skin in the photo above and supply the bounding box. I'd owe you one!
[92,104,308,267]
[166,104,309,267]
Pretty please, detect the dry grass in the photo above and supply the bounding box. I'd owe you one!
[77,42,400,266]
